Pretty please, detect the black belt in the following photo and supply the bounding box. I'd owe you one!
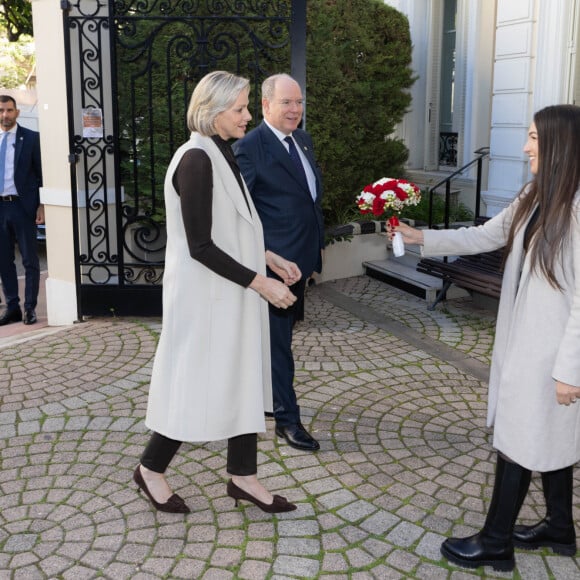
[0,195,18,201]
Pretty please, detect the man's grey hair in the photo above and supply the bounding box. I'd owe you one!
[261,73,297,101]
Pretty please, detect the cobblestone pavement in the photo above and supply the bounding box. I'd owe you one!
[1,275,579,580]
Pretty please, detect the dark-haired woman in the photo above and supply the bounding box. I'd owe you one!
[391,104,580,571]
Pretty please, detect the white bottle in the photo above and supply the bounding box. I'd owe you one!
[392,231,405,257]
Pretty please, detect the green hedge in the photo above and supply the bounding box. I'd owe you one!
[306,0,416,227]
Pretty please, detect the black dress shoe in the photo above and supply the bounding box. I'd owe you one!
[23,309,37,325]
[275,422,320,451]
[0,308,22,326]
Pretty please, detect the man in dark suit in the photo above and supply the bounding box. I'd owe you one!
[0,95,43,326]
[234,74,324,451]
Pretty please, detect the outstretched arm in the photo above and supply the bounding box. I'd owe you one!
[388,221,425,245]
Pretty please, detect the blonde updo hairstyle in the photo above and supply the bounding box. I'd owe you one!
[187,71,250,136]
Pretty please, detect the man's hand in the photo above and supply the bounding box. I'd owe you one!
[265,250,302,286]
[36,204,45,225]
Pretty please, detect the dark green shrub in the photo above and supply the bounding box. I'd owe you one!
[306,0,416,227]
[325,191,474,233]
[113,1,415,230]
[400,193,474,225]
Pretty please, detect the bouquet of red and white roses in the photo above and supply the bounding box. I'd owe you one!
[356,177,421,216]
[356,177,421,256]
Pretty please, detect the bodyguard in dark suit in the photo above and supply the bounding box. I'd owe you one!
[0,95,43,326]
[234,74,324,451]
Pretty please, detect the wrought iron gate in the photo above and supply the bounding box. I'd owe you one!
[62,0,305,317]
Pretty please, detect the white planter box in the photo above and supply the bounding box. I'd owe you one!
[313,222,388,283]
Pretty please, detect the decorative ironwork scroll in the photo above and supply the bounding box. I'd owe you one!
[63,0,299,314]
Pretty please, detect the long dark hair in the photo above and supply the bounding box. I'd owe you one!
[504,105,580,289]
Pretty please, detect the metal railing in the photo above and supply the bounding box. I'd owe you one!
[428,146,490,229]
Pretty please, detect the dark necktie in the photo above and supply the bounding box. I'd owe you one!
[0,132,7,192]
[284,136,308,187]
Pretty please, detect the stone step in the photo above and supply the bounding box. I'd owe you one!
[364,258,442,302]
[364,244,468,303]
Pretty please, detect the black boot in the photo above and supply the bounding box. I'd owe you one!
[513,466,576,556]
[441,454,531,572]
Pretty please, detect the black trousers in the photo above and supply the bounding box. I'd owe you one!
[267,275,306,426]
[140,431,257,476]
[0,200,40,311]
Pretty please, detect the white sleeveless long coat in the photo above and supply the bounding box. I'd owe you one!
[145,133,273,442]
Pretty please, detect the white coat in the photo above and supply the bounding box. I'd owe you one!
[145,133,273,442]
[422,193,580,471]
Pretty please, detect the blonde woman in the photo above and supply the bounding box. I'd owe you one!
[134,71,300,514]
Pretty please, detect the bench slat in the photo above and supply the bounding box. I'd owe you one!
[417,249,504,307]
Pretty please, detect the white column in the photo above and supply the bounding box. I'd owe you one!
[460,0,495,172]
[483,0,575,215]
[482,0,536,215]
[384,0,431,170]
[534,0,572,108]
[31,0,78,325]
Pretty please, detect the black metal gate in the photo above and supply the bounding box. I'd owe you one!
[62,0,305,317]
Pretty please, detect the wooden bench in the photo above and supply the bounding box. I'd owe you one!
[416,219,504,310]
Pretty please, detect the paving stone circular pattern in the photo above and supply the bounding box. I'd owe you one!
[1,288,579,578]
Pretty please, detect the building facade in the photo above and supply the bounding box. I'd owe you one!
[30,0,580,325]
[386,0,580,216]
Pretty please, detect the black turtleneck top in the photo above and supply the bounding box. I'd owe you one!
[172,135,256,288]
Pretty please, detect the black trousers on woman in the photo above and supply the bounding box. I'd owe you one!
[140,431,257,476]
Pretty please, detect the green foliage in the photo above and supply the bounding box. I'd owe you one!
[0,0,32,41]
[322,191,474,245]
[1,2,416,231]
[0,32,34,87]
[342,189,475,226]
[306,0,415,227]
[400,191,474,225]
[115,11,292,222]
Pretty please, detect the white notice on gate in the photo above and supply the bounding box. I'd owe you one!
[82,108,103,138]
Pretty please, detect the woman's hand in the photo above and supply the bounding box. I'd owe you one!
[249,274,297,309]
[387,221,424,245]
[556,380,580,405]
[265,250,302,286]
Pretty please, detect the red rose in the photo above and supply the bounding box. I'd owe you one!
[372,195,386,216]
